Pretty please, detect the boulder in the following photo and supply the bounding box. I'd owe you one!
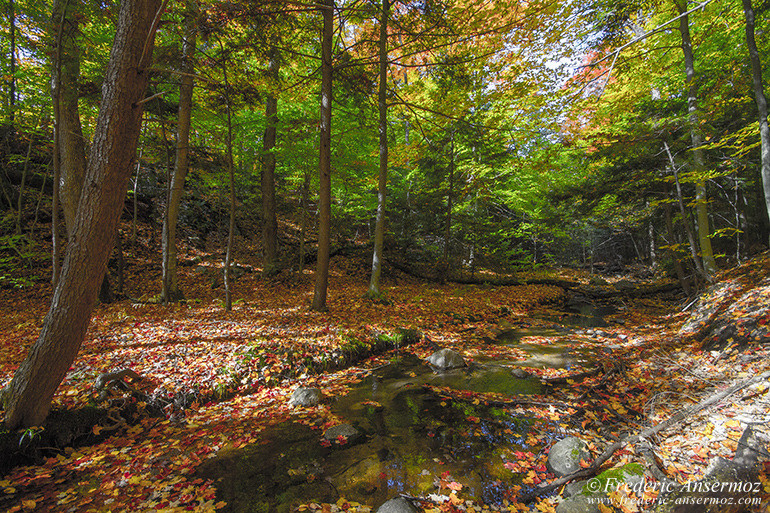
[426,348,466,370]
[288,387,322,407]
[547,436,589,477]
[376,497,418,513]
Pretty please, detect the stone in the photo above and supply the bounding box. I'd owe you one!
[323,423,361,444]
[511,368,531,379]
[288,387,321,407]
[547,436,589,478]
[376,497,419,513]
[733,426,765,469]
[555,495,600,513]
[655,457,756,513]
[563,479,588,498]
[426,348,466,370]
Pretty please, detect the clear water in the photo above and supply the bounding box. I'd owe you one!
[197,302,612,511]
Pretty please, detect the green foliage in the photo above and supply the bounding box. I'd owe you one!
[0,235,44,289]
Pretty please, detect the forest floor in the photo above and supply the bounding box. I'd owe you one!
[0,239,769,512]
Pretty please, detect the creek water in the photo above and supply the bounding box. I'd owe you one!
[197,301,613,512]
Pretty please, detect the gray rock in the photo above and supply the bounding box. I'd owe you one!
[323,423,361,444]
[555,495,600,513]
[376,497,418,513]
[547,436,589,477]
[656,457,756,513]
[733,426,765,469]
[563,479,588,498]
[511,368,531,379]
[426,348,466,370]
[288,387,322,407]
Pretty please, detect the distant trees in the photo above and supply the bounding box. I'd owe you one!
[161,0,199,303]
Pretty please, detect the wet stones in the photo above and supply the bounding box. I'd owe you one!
[547,436,589,477]
[323,423,361,445]
[288,387,322,407]
[426,348,466,370]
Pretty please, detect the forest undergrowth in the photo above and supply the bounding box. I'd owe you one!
[0,233,769,512]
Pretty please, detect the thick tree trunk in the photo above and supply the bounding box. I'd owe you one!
[262,42,280,276]
[312,0,334,312]
[677,1,716,276]
[161,2,197,303]
[742,0,770,244]
[2,0,161,430]
[368,0,389,299]
[52,0,87,239]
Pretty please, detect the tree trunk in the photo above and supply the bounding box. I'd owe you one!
[298,170,310,275]
[2,0,161,430]
[50,0,68,286]
[220,39,236,312]
[444,131,455,263]
[15,113,42,234]
[8,0,16,128]
[52,0,88,240]
[663,184,691,296]
[262,41,281,276]
[742,0,770,245]
[676,0,716,276]
[368,0,389,299]
[312,0,334,312]
[132,132,144,245]
[665,140,706,281]
[161,2,197,303]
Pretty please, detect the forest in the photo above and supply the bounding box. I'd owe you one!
[1,0,770,511]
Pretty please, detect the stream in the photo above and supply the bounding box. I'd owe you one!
[197,301,615,512]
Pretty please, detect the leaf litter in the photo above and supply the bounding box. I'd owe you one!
[0,254,769,512]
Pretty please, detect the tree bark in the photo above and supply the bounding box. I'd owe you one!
[665,140,706,281]
[8,0,16,128]
[298,170,310,275]
[368,0,389,299]
[161,1,197,303]
[444,131,455,263]
[262,41,281,276]
[52,0,88,239]
[2,0,161,430]
[742,0,770,245]
[676,0,716,276]
[312,0,334,312]
[663,183,692,296]
[220,39,236,311]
